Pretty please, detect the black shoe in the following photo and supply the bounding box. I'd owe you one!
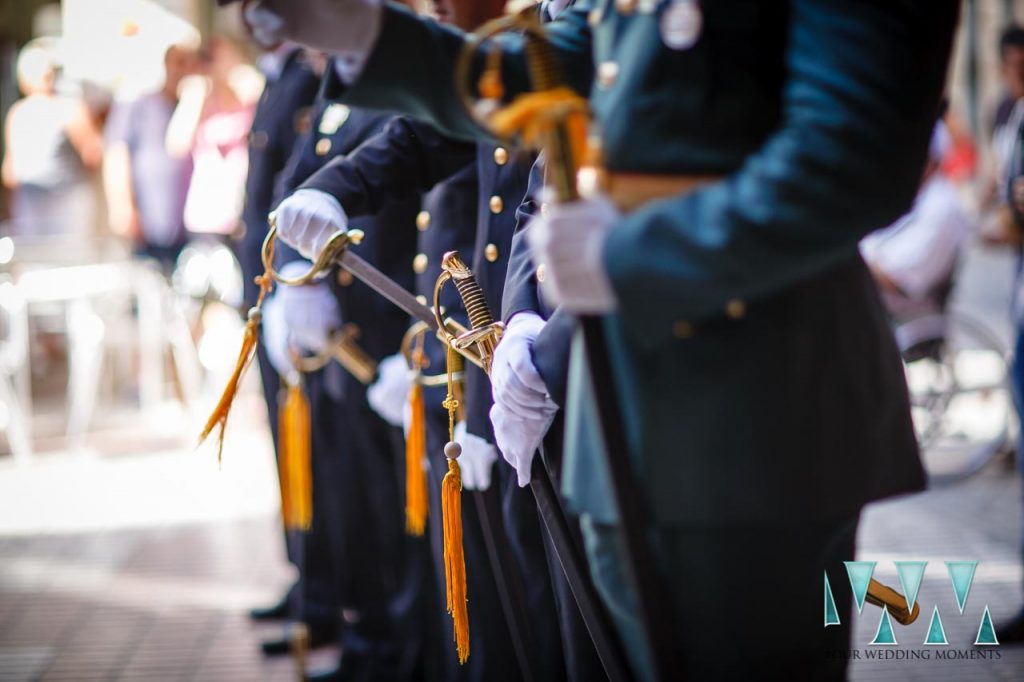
[249,584,297,621]
[261,624,338,657]
[997,612,1024,644]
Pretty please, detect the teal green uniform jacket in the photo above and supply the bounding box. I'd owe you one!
[338,0,958,526]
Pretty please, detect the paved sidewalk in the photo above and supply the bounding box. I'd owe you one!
[850,462,1024,681]
[0,397,303,682]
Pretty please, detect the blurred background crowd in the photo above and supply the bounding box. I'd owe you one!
[0,1,264,459]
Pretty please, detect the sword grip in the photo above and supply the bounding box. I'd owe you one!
[442,251,496,329]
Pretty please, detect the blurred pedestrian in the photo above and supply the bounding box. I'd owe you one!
[2,39,102,238]
[861,121,972,320]
[103,43,200,270]
[168,37,260,238]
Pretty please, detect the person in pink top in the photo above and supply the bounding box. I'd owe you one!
[169,37,260,237]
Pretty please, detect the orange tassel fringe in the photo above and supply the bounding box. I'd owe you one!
[279,382,312,531]
[442,456,468,663]
[199,267,273,462]
[405,382,429,536]
[441,343,469,664]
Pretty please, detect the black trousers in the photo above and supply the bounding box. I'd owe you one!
[303,366,429,676]
[581,513,859,681]
[423,404,521,682]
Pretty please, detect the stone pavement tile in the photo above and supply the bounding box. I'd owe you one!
[0,646,54,682]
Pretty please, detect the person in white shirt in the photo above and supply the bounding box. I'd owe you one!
[860,121,972,319]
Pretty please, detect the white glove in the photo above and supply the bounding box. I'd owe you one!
[454,421,497,491]
[261,293,294,378]
[243,0,383,58]
[490,312,557,419]
[276,261,341,353]
[525,194,619,313]
[274,189,349,261]
[490,401,556,488]
[368,353,410,428]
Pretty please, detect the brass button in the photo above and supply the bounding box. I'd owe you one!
[336,270,353,286]
[493,146,509,166]
[672,320,694,339]
[416,210,431,231]
[315,138,332,156]
[415,294,428,306]
[597,61,619,89]
[413,253,429,274]
[725,299,746,320]
[484,243,499,263]
[588,7,603,26]
[615,0,637,14]
[489,195,504,214]
[536,263,547,283]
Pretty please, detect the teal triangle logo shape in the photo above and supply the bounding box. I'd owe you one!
[894,561,927,612]
[824,572,840,627]
[870,606,898,645]
[924,605,948,645]
[945,561,978,614]
[845,561,876,614]
[975,606,999,645]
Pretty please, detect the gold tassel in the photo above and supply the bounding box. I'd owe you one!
[277,388,293,529]
[279,381,312,531]
[441,343,469,664]
[405,381,429,536]
[199,262,274,462]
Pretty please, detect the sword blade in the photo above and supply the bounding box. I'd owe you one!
[336,250,439,331]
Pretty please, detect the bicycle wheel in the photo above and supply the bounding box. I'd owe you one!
[901,311,1011,485]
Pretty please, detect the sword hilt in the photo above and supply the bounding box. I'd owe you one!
[434,251,504,375]
[443,251,497,329]
[261,217,364,287]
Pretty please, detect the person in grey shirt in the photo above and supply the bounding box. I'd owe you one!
[104,43,198,269]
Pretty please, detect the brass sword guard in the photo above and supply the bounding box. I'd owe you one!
[292,324,379,385]
[433,251,504,374]
[261,214,364,287]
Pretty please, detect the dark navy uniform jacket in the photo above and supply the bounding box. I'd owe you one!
[297,116,478,377]
[502,158,575,409]
[276,73,420,381]
[239,48,320,311]
[333,0,959,527]
[462,144,535,442]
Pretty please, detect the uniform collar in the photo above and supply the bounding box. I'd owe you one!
[257,42,302,82]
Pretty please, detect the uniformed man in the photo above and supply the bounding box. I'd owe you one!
[262,54,432,679]
[273,3,608,678]
[241,0,961,679]
[275,101,524,682]
[236,38,321,633]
